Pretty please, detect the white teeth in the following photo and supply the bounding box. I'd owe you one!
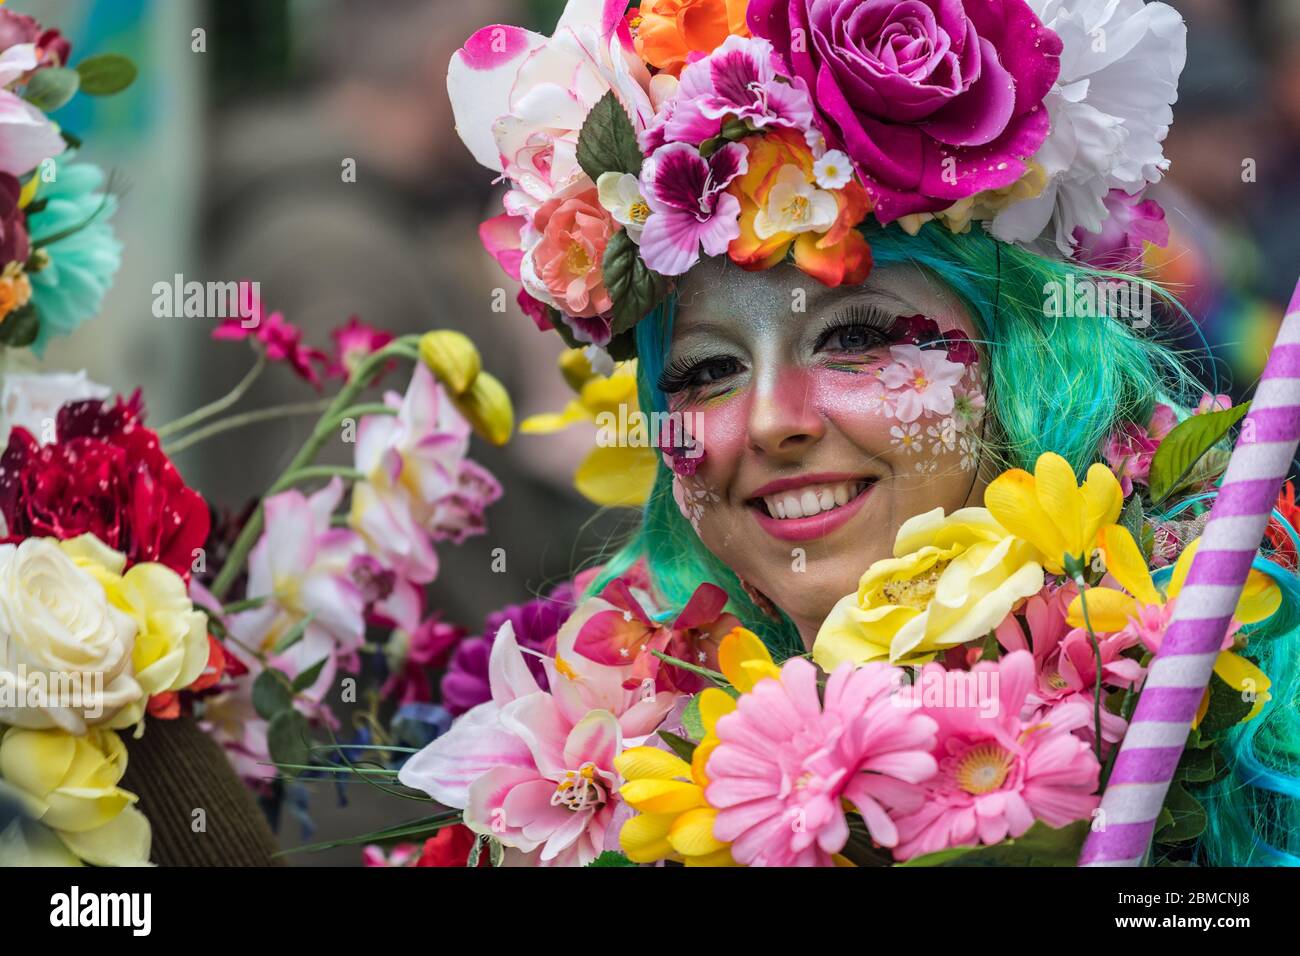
[761,480,869,520]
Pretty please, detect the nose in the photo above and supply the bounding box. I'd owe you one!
[746,365,825,459]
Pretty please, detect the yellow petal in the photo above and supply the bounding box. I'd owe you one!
[985,469,1067,572]
[1034,453,1086,556]
[574,444,656,507]
[1080,463,1124,541]
[717,627,776,692]
[683,846,738,867]
[696,689,736,737]
[0,728,76,799]
[1236,570,1282,625]
[667,807,729,858]
[619,811,676,863]
[559,348,597,392]
[619,778,706,815]
[615,746,691,782]
[1100,525,1160,605]
[419,330,481,395]
[56,805,153,867]
[519,400,590,434]
[1066,588,1137,632]
[1213,652,1272,723]
[1167,538,1200,600]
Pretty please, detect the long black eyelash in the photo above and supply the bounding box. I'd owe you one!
[657,355,736,394]
[813,302,899,351]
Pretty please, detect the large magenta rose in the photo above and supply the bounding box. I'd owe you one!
[748,0,1062,223]
[0,392,210,580]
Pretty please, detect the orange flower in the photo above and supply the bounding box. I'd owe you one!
[0,266,31,322]
[631,0,750,76]
[727,129,873,287]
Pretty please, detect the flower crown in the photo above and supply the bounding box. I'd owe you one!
[452,0,1186,361]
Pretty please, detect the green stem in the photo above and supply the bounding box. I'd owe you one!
[1075,576,1106,763]
[156,354,266,438]
[276,465,366,487]
[163,399,331,454]
[210,336,420,600]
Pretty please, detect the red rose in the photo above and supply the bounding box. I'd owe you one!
[0,391,209,580]
[415,824,489,867]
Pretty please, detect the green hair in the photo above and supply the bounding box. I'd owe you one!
[584,221,1300,866]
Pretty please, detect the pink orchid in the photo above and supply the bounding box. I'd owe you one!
[211,287,328,388]
[1103,402,1176,494]
[0,44,66,177]
[381,615,466,705]
[705,658,939,866]
[326,316,394,382]
[892,651,1101,861]
[573,579,739,693]
[642,35,814,149]
[228,478,366,710]
[878,343,966,423]
[398,615,679,866]
[637,141,747,276]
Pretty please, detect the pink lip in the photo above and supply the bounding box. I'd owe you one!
[747,472,871,499]
[749,480,875,542]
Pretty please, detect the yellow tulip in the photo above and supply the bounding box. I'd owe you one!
[418,330,481,396]
[985,452,1123,577]
[815,507,1044,667]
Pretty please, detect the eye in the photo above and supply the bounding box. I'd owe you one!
[815,322,886,353]
[658,355,744,394]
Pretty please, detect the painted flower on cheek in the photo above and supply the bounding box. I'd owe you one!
[879,344,966,423]
[638,141,747,276]
[531,186,618,318]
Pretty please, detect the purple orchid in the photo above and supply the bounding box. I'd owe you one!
[638,141,748,276]
[642,35,815,150]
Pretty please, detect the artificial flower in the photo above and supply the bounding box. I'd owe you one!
[0,369,108,444]
[0,9,71,66]
[638,140,747,276]
[0,537,143,733]
[630,0,750,75]
[989,0,1186,256]
[1103,404,1176,495]
[211,290,328,387]
[440,584,573,714]
[530,185,617,318]
[419,329,481,396]
[746,0,1063,223]
[726,128,871,285]
[892,651,1100,860]
[0,391,211,580]
[706,656,939,866]
[520,354,657,507]
[642,35,813,148]
[1065,526,1280,726]
[1267,480,1300,570]
[984,451,1123,576]
[23,161,120,355]
[0,44,66,179]
[60,534,209,727]
[815,506,1045,666]
[327,315,394,382]
[381,615,465,706]
[879,344,967,423]
[574,578,739,693]
[0,171,29,266]
[0,726,151,866]
[596,171,650,241]
[1073,188,1170,271]
[447,0,655,218]
[615,627,777,867]
[195,644,274,783]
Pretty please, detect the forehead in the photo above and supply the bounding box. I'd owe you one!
[671,257,976,342]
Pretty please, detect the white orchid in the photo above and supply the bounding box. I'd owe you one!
[596,171,649,240]
[753,166,838,240]
[990,0,1187,257]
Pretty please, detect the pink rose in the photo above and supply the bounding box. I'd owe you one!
[530,187,617,318]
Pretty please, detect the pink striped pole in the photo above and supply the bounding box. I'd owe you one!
[1079,285,1300,865]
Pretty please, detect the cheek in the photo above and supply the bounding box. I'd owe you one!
[674,390,749,473]
[809,363,894,443]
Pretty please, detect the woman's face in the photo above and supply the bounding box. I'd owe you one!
[663,258,990,647]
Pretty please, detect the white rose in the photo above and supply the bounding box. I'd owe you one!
[991,0,1187,256]
[0,370,110,445]
[0,539,142,734]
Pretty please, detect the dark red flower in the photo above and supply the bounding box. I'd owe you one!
[211,287,328,388]
[0,172,30,266]
[0,10,71,67]
[416,824,489,867]
[0,392,210,580]
[1267,480,1300,570]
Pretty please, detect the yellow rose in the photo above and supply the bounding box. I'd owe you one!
[60,535,209,726]
[0,538,142,733]
[0,726,152,866]
[814,507,1044,667]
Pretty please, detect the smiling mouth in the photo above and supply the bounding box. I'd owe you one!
[749,478,875,520]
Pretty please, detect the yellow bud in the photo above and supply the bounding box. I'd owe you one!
[419,330,481,396]
[455,371,513,445]
[558,348,595,393]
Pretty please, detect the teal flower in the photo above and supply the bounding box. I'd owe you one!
[24,161,121,355]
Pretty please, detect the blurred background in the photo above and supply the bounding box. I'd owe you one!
[15,0,1300,861]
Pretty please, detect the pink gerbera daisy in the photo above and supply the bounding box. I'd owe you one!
[892,650,1101,861]
[705,658,938,867]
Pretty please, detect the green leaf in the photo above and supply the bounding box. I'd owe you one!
[681,695,706,740]
[0,303,39,348]
[575,91,643,183]
[897,820,1090,867]
[1119,493,1146,555]
[657,730,697,763]
[23,67,79,112]
[272,613,314,654]
[586,850,636,867]
[467,832,486,868]
[252,668,294,720]
[75,54,138,95]
[1148,403,1249,504]
[267,709,312,771]
[291,657,329,693]
[1154,780,1207,844]
[603,229,666,336]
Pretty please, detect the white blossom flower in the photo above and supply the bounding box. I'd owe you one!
[813,150,853,190]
